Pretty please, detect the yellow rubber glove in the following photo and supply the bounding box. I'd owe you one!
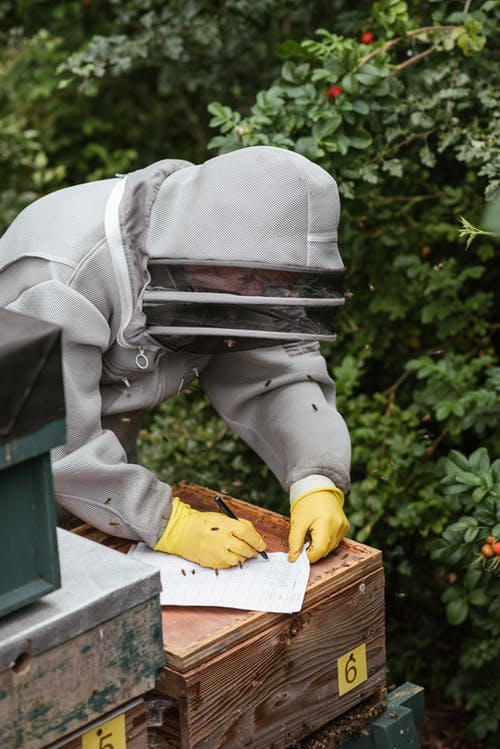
[154,497,267,569]
[288,488,349,564]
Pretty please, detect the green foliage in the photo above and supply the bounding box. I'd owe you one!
[0,29,67,226]
[205,1,500,739]
[458,214,499,250]
[431,449,500,739]
[0,19,139,231]
[0,0,346,233]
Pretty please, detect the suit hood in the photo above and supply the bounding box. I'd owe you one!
[105,147,345,353]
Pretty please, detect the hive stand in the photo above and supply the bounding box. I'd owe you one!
[338,683,424,749]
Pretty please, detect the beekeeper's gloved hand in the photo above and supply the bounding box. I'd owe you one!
[288,484,349,564]
[154,497,267,569]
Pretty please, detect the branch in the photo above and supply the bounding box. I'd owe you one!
[382,369,412,417]
[368,192,442,206]
[369,127,439,167]
[352,25,463,73]
[386,45,436,79]
[423,427,450,460]
[385,127,438,157]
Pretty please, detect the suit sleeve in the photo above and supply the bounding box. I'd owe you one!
[199,342,351,494]
[6,280,173,547]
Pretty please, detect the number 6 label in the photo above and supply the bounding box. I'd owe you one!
[82,713,126,749]
[337,643,368,696]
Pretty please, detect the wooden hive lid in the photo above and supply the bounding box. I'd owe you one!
[161,483,382,672]
[73,483,382,674]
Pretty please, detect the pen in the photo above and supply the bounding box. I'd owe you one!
[214,495,269,560]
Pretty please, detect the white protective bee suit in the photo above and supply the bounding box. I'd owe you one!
[0,146,351,550]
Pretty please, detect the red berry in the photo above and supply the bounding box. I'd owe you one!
[486,535,497,544]
[328,86,342,99]
[482,543,495,558]
[361,32,375,44]
[493,542,500,556]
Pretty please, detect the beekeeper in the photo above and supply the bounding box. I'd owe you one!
[0,146,351,568]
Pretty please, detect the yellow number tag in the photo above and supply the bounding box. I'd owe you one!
[337,643,368,696]
[81,713,126,749]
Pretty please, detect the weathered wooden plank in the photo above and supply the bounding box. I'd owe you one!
[45,699,147,749]
[157,569,385,749]
[0,599,163,749]
[146,687,387,749]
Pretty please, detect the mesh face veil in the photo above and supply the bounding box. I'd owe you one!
[141,147,346,354]
[144,262,344,353]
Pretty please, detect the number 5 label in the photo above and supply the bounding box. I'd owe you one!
[337,643,368,696]
[82,713,126,749]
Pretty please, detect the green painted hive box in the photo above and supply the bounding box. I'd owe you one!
[0,308,66,618]
[0,529,165,749]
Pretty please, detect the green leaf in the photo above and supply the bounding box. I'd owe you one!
[455,471,482,487]
[295,137,318,160]
[448,451,472,472]
[356,71,379,86]
[442,484,469,496]
[457,516,478,528]
[446,598,469,625]
[381,159,403,177]
[464,527,480,542]
[419,143,436,168]
[430,538,448,559]
[488,596,500,621]
[207,102,236,128]
[360,164,379,183]
[472,487,489,504]
[469,588,489,607]
[410,111,435,130]
[352,99,370,115]
[281,61,297,83]
[469,447,490,472]
[350,128,373,149]
[435,544,467,566]
[340,73,358,94]
[436,403,452,420]
[312,112,342,139]
[275,40,303,59]
[372,81,390,98]
[207,101,229,117]
[463,567,482,591]
[335,133,350,155]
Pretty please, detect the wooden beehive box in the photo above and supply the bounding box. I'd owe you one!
[0,529,164,749]
[76,482,386,748]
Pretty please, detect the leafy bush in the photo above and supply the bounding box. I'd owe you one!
[161,0,500,737]
[431,449,500,739]
[0,0,338,232]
